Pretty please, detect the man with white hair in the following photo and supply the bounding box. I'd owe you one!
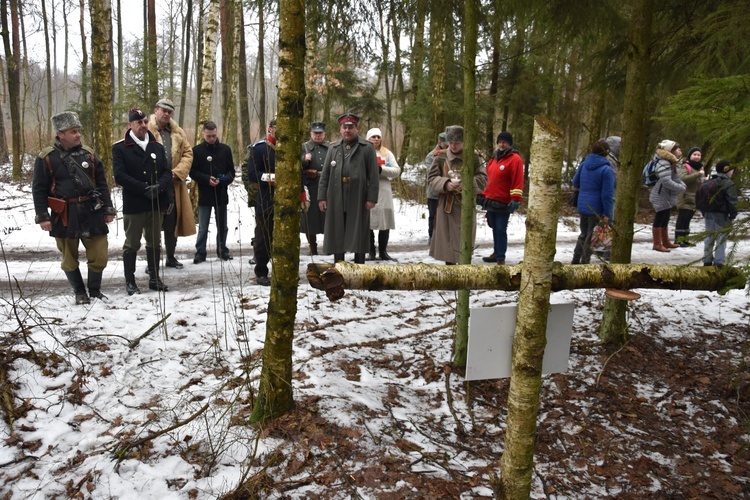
[32,111,116,304]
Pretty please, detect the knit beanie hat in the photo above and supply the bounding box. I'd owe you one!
[496,131,513,145]
[658,139,679,153]
[715,160,733,174]
[686,147,702,160]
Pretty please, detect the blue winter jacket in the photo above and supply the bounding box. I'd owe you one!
[572,153,615,219]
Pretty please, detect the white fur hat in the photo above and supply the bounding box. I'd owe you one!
[366,128,382,140]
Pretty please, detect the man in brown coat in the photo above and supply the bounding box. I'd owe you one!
[147,97,196,269]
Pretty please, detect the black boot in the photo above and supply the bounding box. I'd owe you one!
[378,230,397,261]
[65,269,90,305]
[306,233,318,256]
[123,252,141,295]
[87,270,107,300]
[147,248,169,292]
[367,231,376,261]
[354,253,365,264]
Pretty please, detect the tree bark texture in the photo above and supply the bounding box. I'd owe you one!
[178,0,192,125]
[219,0,239,161]
[497,116,563,498]
[453,0,479,368]
[306,262,742,301]
[146,0,157,105]
[1,0,21,180]
[90,0,114,186]
[429,1,446,132]
[599,0,654,345]
[41,0,53,141]
[249,0,305,424]
[78,0,88,110]
[237,3,251,149]
[257,0,266,133]
[197,0,219,126]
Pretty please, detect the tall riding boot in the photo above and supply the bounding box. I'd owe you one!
[306,233,318,256]
[147,248,169,292]
[367,231,376,261]
[378,230,397,261]
[87,270,107,300]
[661,227,679,249]
[354,253,366,264]
[65,269,90,305]
[652,227,669,253]
[123,251,141,295]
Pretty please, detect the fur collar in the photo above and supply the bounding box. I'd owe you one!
[656,148,678,164]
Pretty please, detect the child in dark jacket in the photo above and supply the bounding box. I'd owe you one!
[702,160,738,267]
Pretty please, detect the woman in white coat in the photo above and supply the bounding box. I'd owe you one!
[366,128,401,261]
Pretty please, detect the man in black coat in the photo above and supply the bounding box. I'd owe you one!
[32,111,116,304]
[300,121,329,255]
[190,120,235,263]
[243,119,276,286]
[113,108,173,295]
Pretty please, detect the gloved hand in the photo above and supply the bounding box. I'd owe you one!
[216,174,230,184]
[304,169,318,179]
[144,184,160,200]
[509,201,520,212]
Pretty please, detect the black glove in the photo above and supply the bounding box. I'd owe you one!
[144,185,160,200]
[216,174,230,184]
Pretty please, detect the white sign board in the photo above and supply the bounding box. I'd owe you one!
[466,303,575,381]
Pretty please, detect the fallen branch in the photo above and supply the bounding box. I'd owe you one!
[0,361,16,430]
[307,262,745,301]
[128,313,171,349]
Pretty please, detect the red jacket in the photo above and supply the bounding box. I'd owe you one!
[481,149,524,203]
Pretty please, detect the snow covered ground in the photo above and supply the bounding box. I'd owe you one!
[1,174,748,498]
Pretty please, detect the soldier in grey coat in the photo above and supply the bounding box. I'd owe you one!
[318,113,379,264]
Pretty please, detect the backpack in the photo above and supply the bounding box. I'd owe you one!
[696,176,725,213]
[642,159,659,186]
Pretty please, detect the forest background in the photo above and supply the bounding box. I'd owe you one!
[0,0,747,186]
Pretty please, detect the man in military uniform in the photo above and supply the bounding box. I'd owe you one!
[147,97,196,269]
[113,108,172,295]
[424,132,448,244]
[190,120,235,263]
[32,111,116,304]
[244,119,276,286]
[300,121,329,255]
[318,113,379,264]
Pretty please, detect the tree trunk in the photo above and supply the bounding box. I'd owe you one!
[89,0,114,186]
[399,0,426,167]
[302,0,318,125]
[146,0,158,105]
[453,0,478,368]
[376,2,393,142]
[63,0,69,108]
[249,0,305,424]
[197,0,219,126]
[306,263,741,299]
[116,0,123,108]
[178,0,192,125]
[390,0,406,160]
[496,116,564,498]
[429,0,447,132]
[193,0,205,144]
[256,0,266,132]
[1,0,21,180]
[599,0,654,345]
[79,0,88,111]
[219,0,238,160]
[42,0,53,141]
[237,2,251,149]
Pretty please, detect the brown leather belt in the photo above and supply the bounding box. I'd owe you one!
[342,177,350,183]
[66,196,91,203]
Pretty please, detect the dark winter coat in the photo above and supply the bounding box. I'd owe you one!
[301,138,329,235]
[32,140,115,239]
[649,148,686,213]
[572,153,615,219]
[703,173,738,218]
[191,140,235,207]
[427,149,487,263]
[244,138,276,215]
[676,160,704,211]
[113,130,172,214]
[318,136,380,254]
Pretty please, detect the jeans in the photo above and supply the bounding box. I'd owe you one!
[195,204,229,258]
[572,214,599,264]
[487,211,511,261]
[703,211,731,265]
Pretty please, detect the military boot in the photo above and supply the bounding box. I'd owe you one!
[123,251,141,295]
[147,248,169,292]
[87,270,107,300]
[367,231,376,261]
[65,269,90,305]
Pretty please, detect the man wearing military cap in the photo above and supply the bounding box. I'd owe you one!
[424,132,449,243]
[147,97,196,269]
[113,108,172,295]
[317,113,379,264]
[300,121,329,255]
[32,111,116,304]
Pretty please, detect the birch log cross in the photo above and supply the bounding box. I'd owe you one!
[306,116,744,498]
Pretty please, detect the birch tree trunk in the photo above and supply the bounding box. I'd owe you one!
[453,0,478,368]
[497,116,564,498]
[197,0,219,126]
[89,0,114,186]
[599,0,654,345]
[1,0,21,180]
[249,0,305,424]
[219,0,239,160]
